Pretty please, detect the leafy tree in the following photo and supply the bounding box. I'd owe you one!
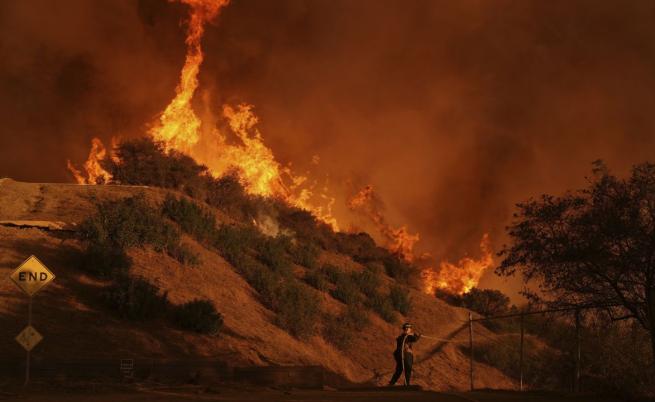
[498,162,655,363]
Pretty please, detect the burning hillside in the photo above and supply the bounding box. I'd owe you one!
[67,0,492,296]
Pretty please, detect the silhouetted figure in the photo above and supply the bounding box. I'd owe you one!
[389,322,421,386]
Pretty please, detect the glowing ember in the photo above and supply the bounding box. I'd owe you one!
[67,138,113,185]
[422,233,494,295]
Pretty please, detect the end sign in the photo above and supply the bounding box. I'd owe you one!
[10,255,55,296]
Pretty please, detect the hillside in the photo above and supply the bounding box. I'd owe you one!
[0,178,514,390]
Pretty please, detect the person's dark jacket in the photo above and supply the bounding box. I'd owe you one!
[394,333,421,356]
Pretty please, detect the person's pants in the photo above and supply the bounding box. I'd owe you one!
[389,352,413,385]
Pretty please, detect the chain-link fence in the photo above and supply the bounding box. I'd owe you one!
[454,305,654,396]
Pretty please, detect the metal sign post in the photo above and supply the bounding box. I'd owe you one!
[9,255,55,386]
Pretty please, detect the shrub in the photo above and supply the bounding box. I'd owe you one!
[305,269,329,291]
[168,243,201,267]
[322,264,343,284]
[437,287,511,318]
[367,291,397,323]
[258,236,292,275]
[240,257,281,307]
[171,299,223,335]
[389,284,411,315]
[352,266,381,298]
[330,274,362,305]
[212,225,261,267]
[205,172,257,220]
[103,277,169,320]
[162,195,216,242]
[79,194,185,275]
[79,243,131,278]
[107,137,208,196]
[289,241,320,270]
[274,282,320,338]
[323,304,370,349]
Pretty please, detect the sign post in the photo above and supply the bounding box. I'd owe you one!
[9,255,55,386]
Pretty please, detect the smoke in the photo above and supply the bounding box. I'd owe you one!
[1,0,654,295]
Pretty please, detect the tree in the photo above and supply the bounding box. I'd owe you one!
[497,161,655,363]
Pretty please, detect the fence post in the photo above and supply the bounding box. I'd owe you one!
[574,309,581,392]
[468,312,474,391]
[519,312,524,391]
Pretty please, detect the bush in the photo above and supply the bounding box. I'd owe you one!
[79,194,186,275]
[322,264,342,284]
[79,243,131,278]
[162,195,217,242]
[289,241,320,270]
[389,284,411,315]
[323,304,370,349]
[274,282,320,338]
[171,299,223,335]
[240,257,281,307]
[168,243,201,267]
[330,274,362,305]
[437,287,511,317]
[352,266,381,298]
[258,236,292,275]
[212,224,262,267]
[367,291,397,323]
[107,137,208,196]
[103,277,169,320]
[205,172,257,220]
[305,269,329,291]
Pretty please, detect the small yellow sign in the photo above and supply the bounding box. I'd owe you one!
[15,325,43,352]
[10,255,55,296]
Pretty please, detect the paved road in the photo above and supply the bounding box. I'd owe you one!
[0,388,623,402]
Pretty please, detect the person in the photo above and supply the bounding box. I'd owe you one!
[389,322,421,386]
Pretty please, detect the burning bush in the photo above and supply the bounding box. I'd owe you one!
[171,299,223,335]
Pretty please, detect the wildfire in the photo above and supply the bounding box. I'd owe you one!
[422,233,494,295]
[150,0,229,153]
[67,137,113,185]
[347,185,419,261]
[66,0,492,295]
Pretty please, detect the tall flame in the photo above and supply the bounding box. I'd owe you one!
[67,137,113,184]
[148,0,338,229]
[422,233,494,295]
[150,0,229,152]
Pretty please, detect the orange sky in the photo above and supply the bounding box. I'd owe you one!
[1,0,654,297]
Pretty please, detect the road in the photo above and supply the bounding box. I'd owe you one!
[0,386,623,402]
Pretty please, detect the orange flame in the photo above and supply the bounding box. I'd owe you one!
[67,137,113,185]
[148,0,338,229]
[348,185,419,260]
[422,233,494,295]
[150,0,229,153]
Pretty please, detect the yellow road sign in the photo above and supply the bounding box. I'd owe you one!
[15,325,43,352]
[10,255,56,296]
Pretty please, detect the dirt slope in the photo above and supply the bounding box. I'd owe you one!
[0,179,514,390]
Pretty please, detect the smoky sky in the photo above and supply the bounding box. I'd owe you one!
[1,0,654,292]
